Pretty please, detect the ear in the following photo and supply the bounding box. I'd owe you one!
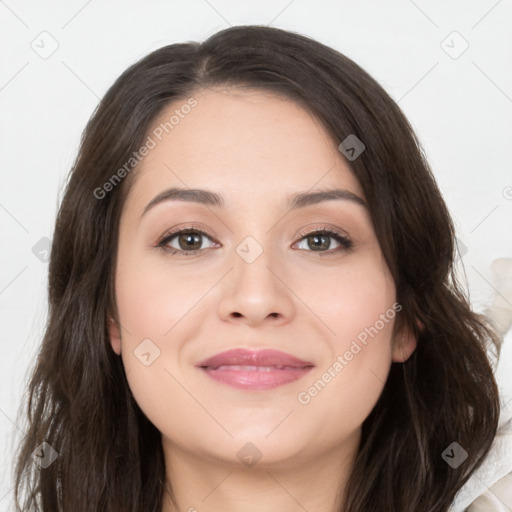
[392,325,417,363]
[108,316,122,355]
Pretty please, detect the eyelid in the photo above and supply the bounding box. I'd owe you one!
[156,224,218,248]
[295,223,350,241]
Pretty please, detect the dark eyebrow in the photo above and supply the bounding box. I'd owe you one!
[141,188,224,217]
[141,186,367,218]
[287,188,367,210]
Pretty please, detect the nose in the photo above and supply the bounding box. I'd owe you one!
[217,240,296,327]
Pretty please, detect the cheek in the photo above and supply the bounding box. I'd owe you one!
[294,256,396,429]
[297,251,396,350]
[115,248,193,337]
[114,265,191,438]
[113,248,210,434]
[296,317,395,446]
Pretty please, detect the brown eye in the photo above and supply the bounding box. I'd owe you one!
[304,233,332,251]
[157,228,217,254]
[175,232,203,251]
[294,229,353,255]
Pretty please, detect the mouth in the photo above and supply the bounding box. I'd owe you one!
[196,348,314,390]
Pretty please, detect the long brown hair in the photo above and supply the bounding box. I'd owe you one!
[13,25,501,512]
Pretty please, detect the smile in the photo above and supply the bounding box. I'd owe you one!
[196,349,314,390]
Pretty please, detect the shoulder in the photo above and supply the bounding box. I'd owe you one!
[450,405,512,512]
[466,472,512,511]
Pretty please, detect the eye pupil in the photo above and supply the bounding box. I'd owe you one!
[180,233,202,250]
[309,234,330,251]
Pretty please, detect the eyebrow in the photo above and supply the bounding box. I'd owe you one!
[141,186,367,218]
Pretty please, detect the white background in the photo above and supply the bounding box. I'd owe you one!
[1,1,511,509]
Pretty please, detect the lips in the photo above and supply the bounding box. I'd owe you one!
[196,349,314,390]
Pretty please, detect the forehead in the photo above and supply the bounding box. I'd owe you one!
[124,87,364,212]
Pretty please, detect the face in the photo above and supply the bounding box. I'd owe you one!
[109,87,416,471]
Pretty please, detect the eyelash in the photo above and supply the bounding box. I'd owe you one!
[156,224,354,257]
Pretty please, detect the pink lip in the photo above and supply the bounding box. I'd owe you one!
[196,349,314,390]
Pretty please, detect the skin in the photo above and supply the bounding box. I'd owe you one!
[108,87,417,512]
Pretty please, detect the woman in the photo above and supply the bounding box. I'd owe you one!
[13,25,504,512]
